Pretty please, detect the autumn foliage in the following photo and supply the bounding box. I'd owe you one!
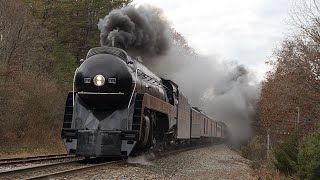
[258,0,320,177]
[259,0,320,139]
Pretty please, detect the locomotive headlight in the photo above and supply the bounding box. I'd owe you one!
[93,74,105,87]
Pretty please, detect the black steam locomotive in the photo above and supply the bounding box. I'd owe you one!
[61,46,227,157]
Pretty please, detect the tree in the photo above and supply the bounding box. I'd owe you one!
[0,0,134,155]
[297,127,320,179]
[273,133,299,176]
[290,0,320,46]
[259,1,320,138]
[0,0,47,75]
[22,0,132,61]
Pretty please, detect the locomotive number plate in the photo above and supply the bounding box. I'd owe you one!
[84,78,91,83]
[108,78,117,84]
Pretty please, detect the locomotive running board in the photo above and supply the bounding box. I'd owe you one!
[61,128,78,139]
[77,92,124,95]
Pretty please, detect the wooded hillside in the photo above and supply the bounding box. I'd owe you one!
[0,0,131,156]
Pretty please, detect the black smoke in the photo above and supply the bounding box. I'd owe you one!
[98,4,261,145]
[98,4,170,58]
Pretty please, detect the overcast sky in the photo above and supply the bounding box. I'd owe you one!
[132,0,295,80]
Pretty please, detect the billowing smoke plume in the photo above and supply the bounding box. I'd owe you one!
[147,46,260,144]
[98,4,260,144]
[98,5,170,59]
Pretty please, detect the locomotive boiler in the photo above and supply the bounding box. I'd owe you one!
[61,46,227,158]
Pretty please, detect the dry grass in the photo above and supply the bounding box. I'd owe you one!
[0,66,67,158]
[241,135,298,180]
[252,162,299,180]
[0,137,66,158]
[252,164,282,180]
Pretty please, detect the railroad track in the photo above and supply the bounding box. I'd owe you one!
[0,144,210,179]
[0,157,124,179]
[153,144,210,160]
[27,159,125,180]
[0,154,76,166]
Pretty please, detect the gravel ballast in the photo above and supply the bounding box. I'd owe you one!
[60,144,253,179]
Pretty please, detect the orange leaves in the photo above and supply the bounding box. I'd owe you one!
[259,26,320,138]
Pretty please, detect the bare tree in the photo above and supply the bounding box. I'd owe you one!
[290,0,320,44]
[0,0,5,54]
[0,0,46,75]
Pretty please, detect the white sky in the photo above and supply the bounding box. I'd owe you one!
[132,0,295,80]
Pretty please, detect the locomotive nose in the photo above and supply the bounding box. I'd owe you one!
[75,53,133,108]
[75,53,132,93]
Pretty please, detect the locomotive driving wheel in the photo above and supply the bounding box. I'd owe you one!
[140,109,168,152]
[142,115,151,146]
[140,109,153,149]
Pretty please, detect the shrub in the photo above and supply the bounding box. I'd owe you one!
[297,128,320,180]
[240,135,267,170]
[272,133,299,176]
[241,135,266,161]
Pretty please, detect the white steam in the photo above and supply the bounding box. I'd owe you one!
[127,154,155,166]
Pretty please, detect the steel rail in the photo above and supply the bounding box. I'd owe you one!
[0,154,75,166]
[26,160,125,180]
[0,158,83,178]
[0,144,214,179]
[32,146,208,179]
[0,153,68,162]
[148,144,210,161]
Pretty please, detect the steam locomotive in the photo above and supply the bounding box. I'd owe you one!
[61,46,228,157]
